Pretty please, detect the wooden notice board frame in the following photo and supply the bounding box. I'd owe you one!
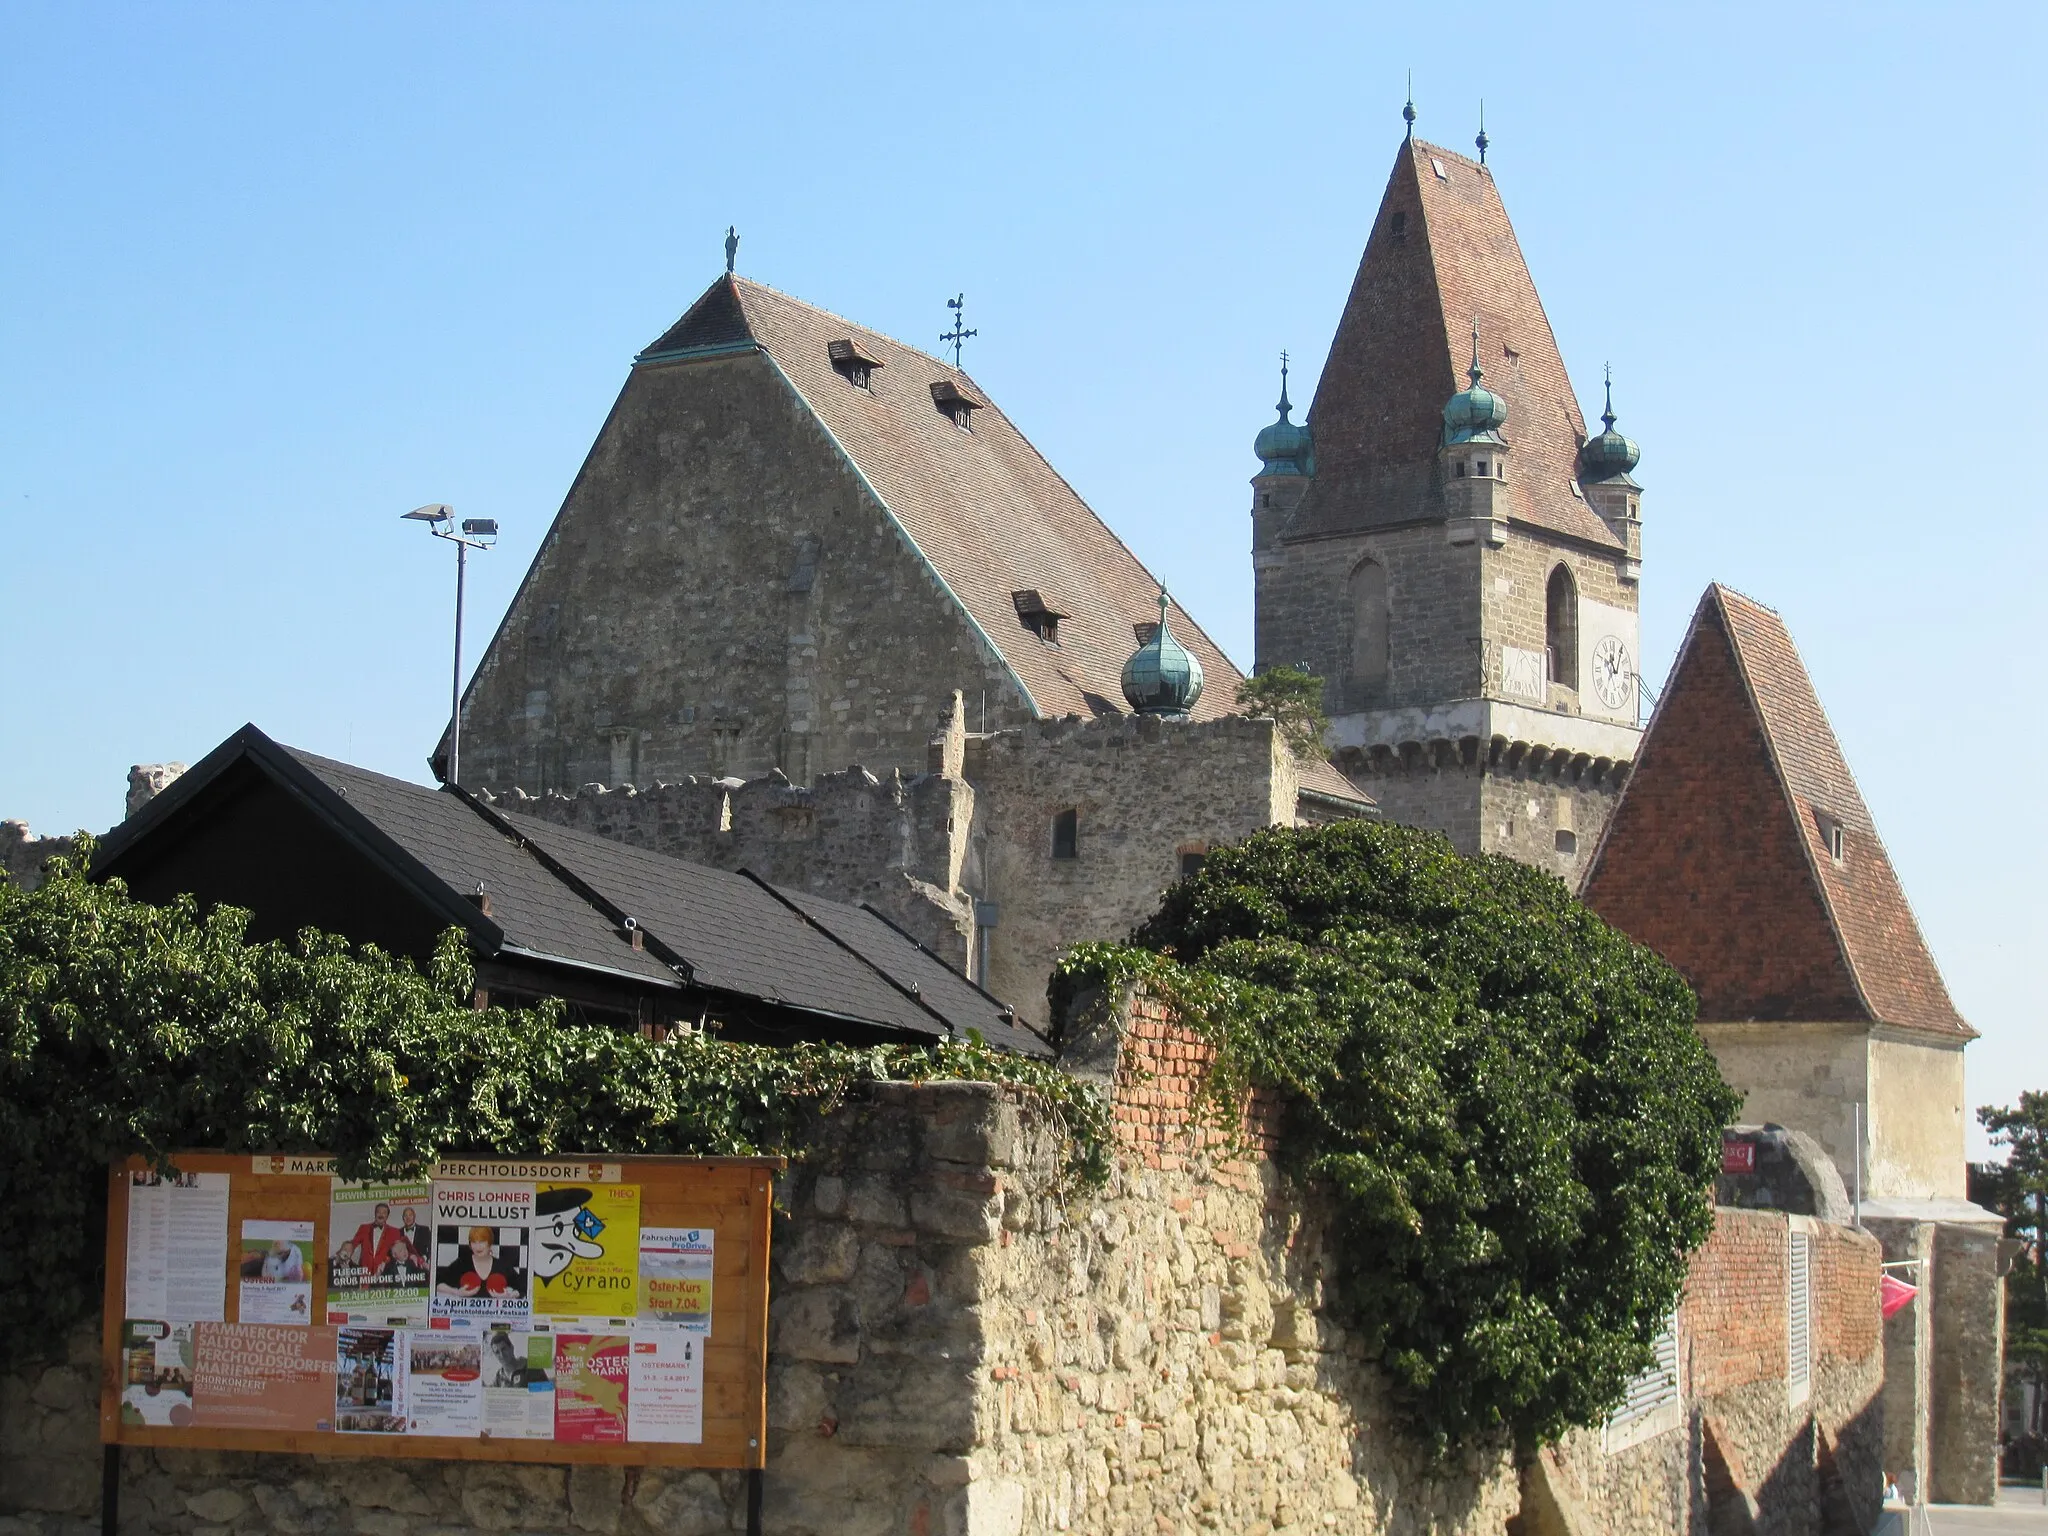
[100,1152,780,1468]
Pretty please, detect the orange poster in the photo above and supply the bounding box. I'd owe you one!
[192,1323,337,1431]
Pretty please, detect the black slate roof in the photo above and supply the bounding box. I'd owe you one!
[94,726,1039,1052]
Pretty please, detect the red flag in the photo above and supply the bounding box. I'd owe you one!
[1879,1274,1917,1319]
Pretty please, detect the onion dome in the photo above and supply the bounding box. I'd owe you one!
[1578,370,1641,485]
[1253,358,1313,477]
[1443,324,1507,445]
[1122,587,1204,718]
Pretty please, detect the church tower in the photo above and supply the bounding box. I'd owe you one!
[1253,131,1644,879]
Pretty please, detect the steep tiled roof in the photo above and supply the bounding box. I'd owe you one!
[1289,139,1619,549]
[1583,588,1970,1038]
[649,276,1238,724]
[640,275,1369,810]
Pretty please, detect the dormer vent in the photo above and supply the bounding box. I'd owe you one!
[828,339,882,390]
[931,380,982,430]
[1013,589,1066,643]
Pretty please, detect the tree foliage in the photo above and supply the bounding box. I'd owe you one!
[1977,1097,2048,1446]
[0,848,1108,1361]
[1054,820,1737,1455]
[1235,665,1331,760]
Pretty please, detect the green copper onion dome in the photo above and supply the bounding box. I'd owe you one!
[1253,359,1313,477]
[1578,372,1641,484]
[1443,325,1508,445]
[1122,587,1204,718]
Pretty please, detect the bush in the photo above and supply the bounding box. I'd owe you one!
[0,849,1107,1359]
[1055,820,1737,1454]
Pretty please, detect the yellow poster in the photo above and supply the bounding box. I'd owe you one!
[531,1183,640,1321]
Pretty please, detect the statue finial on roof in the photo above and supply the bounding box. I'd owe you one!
[724,226,738,275]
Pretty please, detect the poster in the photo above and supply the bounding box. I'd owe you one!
[238,1219,315,1325]
[118,1320,194,1427]
[639,1227,715,1332]
[192,1322,335,1431]
[327,1181,432,1325]
[430,1182,533,1327]
[124,1169,229,1323]
[553,1334,630,1443]
[627,1331,704,1444]
[532,1183,639,1322]
[335,1327,406,1433]
[405,1332,483,1437]
[480,1328,555,1440]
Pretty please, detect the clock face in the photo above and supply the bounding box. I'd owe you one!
[1591,635,1635,710]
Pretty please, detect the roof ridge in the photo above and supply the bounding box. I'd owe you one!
[730,274,977,385]
[1706,580,1785,619]
[1409,137,1489,175]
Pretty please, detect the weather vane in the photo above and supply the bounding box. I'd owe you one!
[941,293,977,368]
[724,226,738,275]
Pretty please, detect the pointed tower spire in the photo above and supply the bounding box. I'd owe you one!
[1475,101,1488,165]
[1403,72,1416,140]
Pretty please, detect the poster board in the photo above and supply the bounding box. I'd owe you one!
[100,1152,778,1468]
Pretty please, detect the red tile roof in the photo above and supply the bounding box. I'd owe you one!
[1583,586,1970,1038]
[1290,139,1620,550]
[642,276,1369,809]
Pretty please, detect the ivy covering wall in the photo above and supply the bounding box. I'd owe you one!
[1057,820,1739,1454]
[0,849,1107,1359]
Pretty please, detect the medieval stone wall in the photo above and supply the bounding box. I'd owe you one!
[495,710,1306,1031]
[961,715,1297,1028]
[1,1002,1885,1536]
[455,351,1032,798]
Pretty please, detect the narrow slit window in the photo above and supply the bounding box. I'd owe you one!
[1051,809,1078,860]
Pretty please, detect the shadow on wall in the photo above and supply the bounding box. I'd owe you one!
[1699,1399,1882,1536]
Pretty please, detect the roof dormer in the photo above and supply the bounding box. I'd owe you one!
[931,380,982,431]
[828,339,883,391]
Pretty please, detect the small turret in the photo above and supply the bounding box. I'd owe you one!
[1578,368,1642,581]
[1441,324,1509,547]
[1121,587,1204,719]
[1251,355,1314,555]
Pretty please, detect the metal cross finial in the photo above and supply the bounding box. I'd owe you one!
[1277,349,1292,415]
[941,293,978,368]
[724,226,738,274]
[1403,71,1416,140]
[1602,362,1617,431]
[1469,321,1483,387]
[1476,101,1488,165]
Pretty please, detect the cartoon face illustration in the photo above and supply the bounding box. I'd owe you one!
[531,1187,604,1280]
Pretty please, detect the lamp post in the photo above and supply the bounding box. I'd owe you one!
[402,505,497,788]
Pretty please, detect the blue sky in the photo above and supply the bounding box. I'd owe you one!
[4,5,2041,1155]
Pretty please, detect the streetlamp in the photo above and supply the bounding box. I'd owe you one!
[402,504,498,788]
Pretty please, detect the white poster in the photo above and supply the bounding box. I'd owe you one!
[627,1330,705,1444]
[238,1219,315,1325]
[430,1182,534,1328]
[480,1328,555,1440]
[405,1331,483,1437]
[124,1170,228,1323]
[117,1320,195,1427]
[638,1227,714,1333]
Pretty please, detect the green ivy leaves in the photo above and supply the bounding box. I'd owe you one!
[0,849,1108,1364]
[1054,820,1737,1455]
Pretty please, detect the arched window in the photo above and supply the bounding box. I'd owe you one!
[1546,564,1579,690]
[1348,558,1390,705]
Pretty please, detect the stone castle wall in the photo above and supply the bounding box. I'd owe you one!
[3,995,1884,1536]
[490,709,1306,1030]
